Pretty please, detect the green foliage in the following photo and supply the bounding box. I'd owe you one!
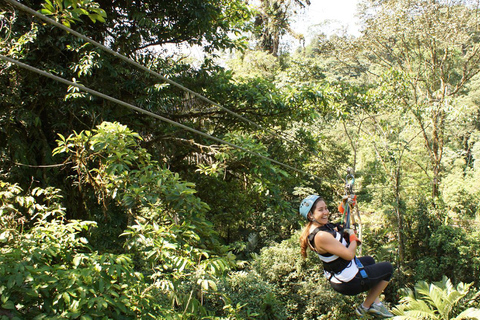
[395,199,480,289]
[0,182,168,319]
[227,50,281,81]
[205,271,285,319]
[250,0,310,56]
[51,121,241,317]
[99,0,252,55]
[3,0,480,318]
[1,0,330,256]
[0,120,255,318]
[53,121,209,221]
[122,216,238,318]
[0,0,253,193]
[423,225,480,285]
[392,276,480,320]
[0,181,66,241]
[441,146,480,219]
[40,0,107,27]
[0,181,30,240]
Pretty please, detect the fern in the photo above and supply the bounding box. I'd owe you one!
[392,276,480,320]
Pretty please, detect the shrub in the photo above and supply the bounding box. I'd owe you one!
[0,182,167,319]
[204,271,287,319]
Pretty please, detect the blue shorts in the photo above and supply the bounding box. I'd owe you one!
[329,256,393,296]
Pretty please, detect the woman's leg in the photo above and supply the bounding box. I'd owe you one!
[363,280,389,307]
[361,261,393,308]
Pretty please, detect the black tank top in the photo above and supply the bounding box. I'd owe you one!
[308,223,352,274]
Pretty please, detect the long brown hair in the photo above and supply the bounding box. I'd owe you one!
[299,196,323,258]
[300,221,314,258]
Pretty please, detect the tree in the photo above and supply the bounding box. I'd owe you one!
[357,70,427,272]
[0,0,252,187]
[336,0,480,198]
[252,0,311,56]
[52,121,239,316]
[93,0,252,55]
[0,0,297,245]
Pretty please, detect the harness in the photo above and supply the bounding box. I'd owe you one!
[308,223,368,282]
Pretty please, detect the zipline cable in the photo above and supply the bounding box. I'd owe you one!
[0,53,320,181]
[14,162,71,168]
[4,0,267,130]
[4,0,333,174]
[4,0,284,136]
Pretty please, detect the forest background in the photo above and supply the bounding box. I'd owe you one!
[1,0,480,319]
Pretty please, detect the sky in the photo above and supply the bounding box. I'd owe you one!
[162,0,362,59]
[290,0,361,45]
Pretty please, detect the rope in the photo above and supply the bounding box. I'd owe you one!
[0,54,320,181]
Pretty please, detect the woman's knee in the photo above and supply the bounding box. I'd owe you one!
[381,262,394,281]
[365,261,393,282]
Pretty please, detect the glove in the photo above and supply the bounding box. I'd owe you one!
[344,228,361,245]
[349,195,357,206]
[349,234,361,245]
[338,195,357,213]
[338,196,348,214]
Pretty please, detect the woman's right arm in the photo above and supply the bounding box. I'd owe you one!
[314,232,357,261]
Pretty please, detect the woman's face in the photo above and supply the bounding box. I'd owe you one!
[309,200,329,224]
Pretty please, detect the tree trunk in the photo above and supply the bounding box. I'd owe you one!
[394,171,404,268]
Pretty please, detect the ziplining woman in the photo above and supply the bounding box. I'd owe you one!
[299,195,394,318]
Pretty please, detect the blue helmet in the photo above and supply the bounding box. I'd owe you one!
[299,195,321,220]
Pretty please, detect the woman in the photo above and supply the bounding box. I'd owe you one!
[299,195,394,318]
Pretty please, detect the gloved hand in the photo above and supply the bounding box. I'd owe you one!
[344,228,361,245]
[338,195,357,213]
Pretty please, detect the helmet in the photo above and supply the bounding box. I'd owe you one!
[299,195,321,220]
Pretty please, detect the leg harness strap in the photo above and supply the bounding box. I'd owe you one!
[355,257,368,279]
